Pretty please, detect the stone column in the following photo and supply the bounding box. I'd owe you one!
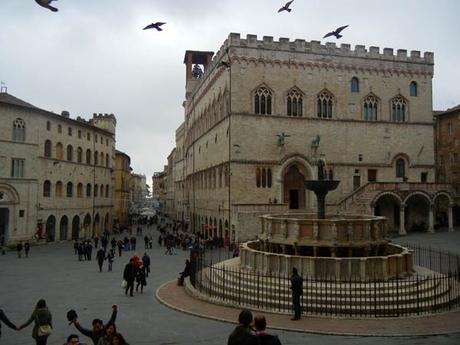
[448,203,455,232]
[399,203,407,236]
[428,204,435,233]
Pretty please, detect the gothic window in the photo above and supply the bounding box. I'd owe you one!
[86,183,92,197]
[43,180,51,197]
[66,145,73,161]
[396,158,405,178]
[56,181,63,197]
[86,149,91,164]
[12,118,25,142]
[267,169,272,188]
[56,143,63,160]
[77,147,83,163]
[256,168,272,188]
[77,183,83,198]
[106,154,110,167]
[254,86,272,115]
[94,151,99,165]
[256,168,261,188]
[105,185,109,198]
[44,140,52,157]
[100,152,104,166]
[317,90,334,118]
[66,182,73,197]
[363,94,379,121]
[351,77,359,92]
[100,184,104,197]
[262,168,267,187]
[94,184,98,197]
[287,88,303,116]
[391,96,408,122]
[410,81,417,97]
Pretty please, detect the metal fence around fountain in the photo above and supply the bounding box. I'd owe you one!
[190,245,460,318]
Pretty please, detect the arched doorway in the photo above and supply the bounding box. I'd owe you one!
[59,215,68,241]
[283,165,306,209]
[405,193,430,232]
[72,216,80,240]
[373,193,401,234]
[83,214,91,238]
[45,215,56,242]
[93,213,100,237]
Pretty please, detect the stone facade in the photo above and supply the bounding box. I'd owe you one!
[114,150,132,228]
[165,33,456,242]
[0,91,115,245]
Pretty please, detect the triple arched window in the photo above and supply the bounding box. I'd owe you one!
[12,118,26,142]
[256,168,272,188]
[363,94,379,121]
[391,96,407,122]
[287,88,303,116]
[317,90,334,118]
[254,87,272,115]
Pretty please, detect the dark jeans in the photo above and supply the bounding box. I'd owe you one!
[292,293,301,319]
[125,280,134,296]
[36,336,48,345]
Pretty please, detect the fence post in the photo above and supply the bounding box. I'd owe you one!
[238,267,241,305]
[416,274,420,315]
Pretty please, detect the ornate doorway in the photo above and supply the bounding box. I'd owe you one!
[283,165,306,209]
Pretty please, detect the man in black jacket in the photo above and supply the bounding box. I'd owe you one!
[290,267,303,320]
[123,258,137,296]
[251,315,282,345]
[0,309,18,339]
[227,309,255,345]
[71,305,117,345]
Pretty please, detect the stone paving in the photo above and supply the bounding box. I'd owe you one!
[0,225,459,345]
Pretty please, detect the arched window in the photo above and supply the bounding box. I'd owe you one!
[287,88,303,116]
[317,90,334,118]
[100,152,104,166]
[44,140,52,157]
[351,77,359,92]
[105,184,109,198]
[66,145,73,161]
[12,118,26,142]
[363,94,379,121]
[43,180,51,197]
[410,81,417,97]
[56,143,63,160]
[86,149,91,164]
[56,181,63,197]
[267,168,272,188]
[105,154,109,167]
[396,158,406,178]
[94,151,99,165]
[254,86,272,115]
[100,184,104,197]
[94,184,98,197]
[256,168,261,187]
[46,121,51,131]
[77,183,83,197]
[262,168,267,187]
[86,183,92,197]
[66,182,73,197]
[391,96,407,122]
[77,147,83,163]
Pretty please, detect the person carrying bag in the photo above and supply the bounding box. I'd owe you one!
[19,299,52,345]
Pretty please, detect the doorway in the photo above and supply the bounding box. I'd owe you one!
[283,165,306,210]
[289,190,299,209]
[0,208,9,245]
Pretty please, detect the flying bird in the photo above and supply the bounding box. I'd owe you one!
[143,22,166,31]
[278,0,294,13]
[323,25,349,39]
[35,0,58,12]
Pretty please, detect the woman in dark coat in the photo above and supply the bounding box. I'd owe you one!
[20,299,52,345]
[135,265,147,293]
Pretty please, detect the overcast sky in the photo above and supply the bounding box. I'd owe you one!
[1,0,459,183]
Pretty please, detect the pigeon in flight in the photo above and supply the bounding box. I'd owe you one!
[35,0,58,12]
[278,0,294,13]
[143,22,166,31]
[323,25,349,39]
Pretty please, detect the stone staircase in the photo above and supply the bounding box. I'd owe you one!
[190,260,460,317]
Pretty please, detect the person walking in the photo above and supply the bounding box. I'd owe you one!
[16,242,23,258]
[107,249,115,272]
[117,240,123,257]
[178,259,191,286]
[141,252,150,277]
[250,315,282,345]
[290,267,303,321]
[19,299,52,345]
[123,259,136,297]
[96,248,106,272]
[227,309,255,345]
[70,305,117,345]
[143,236,149,250]
[0,308,19,339]
[135,265,147,293]
[24,241,31,258]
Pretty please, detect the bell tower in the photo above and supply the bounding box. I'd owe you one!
[183,50,214,100]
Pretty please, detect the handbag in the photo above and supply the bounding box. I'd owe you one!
[121,279,127,289]
[35,314,52,337]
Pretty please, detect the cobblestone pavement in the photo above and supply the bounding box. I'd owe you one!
[0,226,459,345]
